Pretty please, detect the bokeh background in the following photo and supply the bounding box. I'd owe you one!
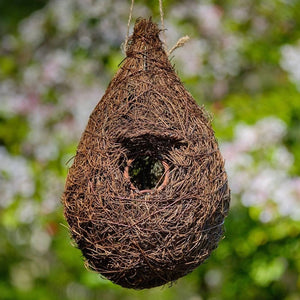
[1,0,300,299]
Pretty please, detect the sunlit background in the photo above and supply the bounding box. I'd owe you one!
[1,0,300,299]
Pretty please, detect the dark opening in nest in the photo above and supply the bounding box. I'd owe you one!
[124,155,169,192]
[129,156,164,189]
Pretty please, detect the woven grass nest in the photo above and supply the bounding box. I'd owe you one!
[63,18,230,289]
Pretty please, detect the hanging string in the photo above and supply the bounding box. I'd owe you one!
[159,0,167,50]
[122,0,190,55]
[158,0,190,55]
[123,0,135,53]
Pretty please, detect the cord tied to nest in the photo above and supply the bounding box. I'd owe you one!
[122,0,190,55]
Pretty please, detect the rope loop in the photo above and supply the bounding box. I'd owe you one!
[123,0,167,53]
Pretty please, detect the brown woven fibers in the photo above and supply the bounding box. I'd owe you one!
[63,18,230,289]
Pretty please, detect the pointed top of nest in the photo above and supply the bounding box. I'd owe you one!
[126,17,165,56]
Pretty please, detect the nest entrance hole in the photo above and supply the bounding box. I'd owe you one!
[124,155,169,192]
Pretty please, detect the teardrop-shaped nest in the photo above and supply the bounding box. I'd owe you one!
[63,18,230,289]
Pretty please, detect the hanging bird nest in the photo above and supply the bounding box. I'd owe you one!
[63,18,230,289]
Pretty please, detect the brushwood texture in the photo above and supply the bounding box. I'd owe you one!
[62,18,230,289]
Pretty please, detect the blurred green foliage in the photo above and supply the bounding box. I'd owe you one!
[0,0,300,299]
[0,0,49,34]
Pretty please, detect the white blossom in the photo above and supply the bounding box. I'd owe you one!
[222,117,300,221]
[0,147,34,208]
[280,42,300,89]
